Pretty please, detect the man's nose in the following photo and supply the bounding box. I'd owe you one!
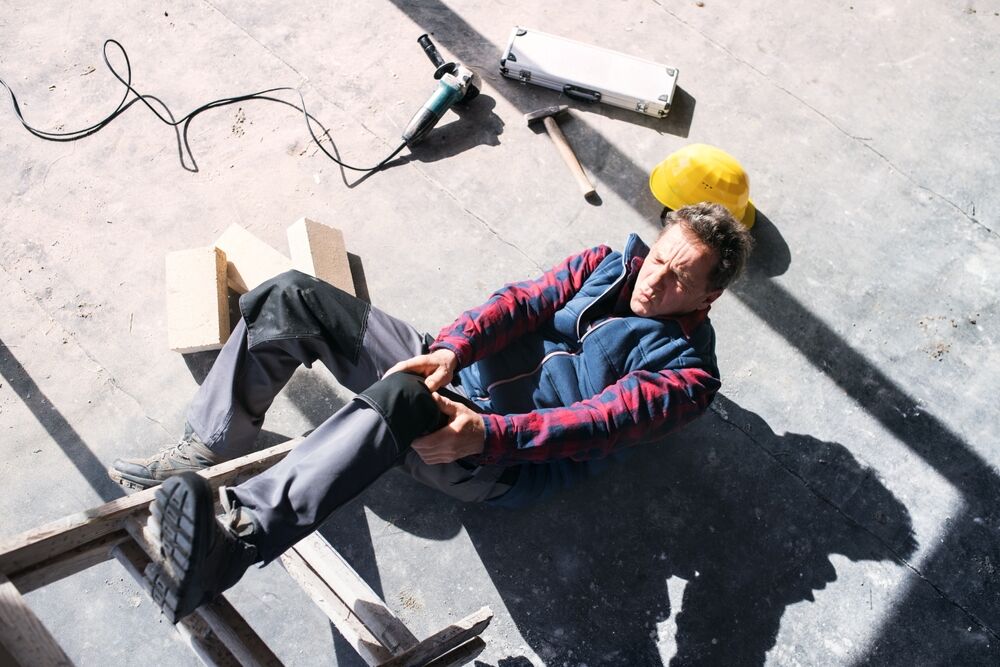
[649,263,671,285]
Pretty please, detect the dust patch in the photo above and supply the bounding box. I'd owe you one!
[917,313,980,361]
[397,590,423,611]
[232,107,247,137]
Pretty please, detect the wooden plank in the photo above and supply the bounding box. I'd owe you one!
[10,530,128,594]
[292,533,417,654]
[123,515,157,554]
[198,598,284,667]
[166,246,230,353]
[377,607,493,667]
[179,609,243,667]
[280,546,391,666]
[0,572,73,666]
[0,437,300,577]
[113,539,241,667]
[424,637,486,667]
[286,218,355,295]
[215,224,292,294]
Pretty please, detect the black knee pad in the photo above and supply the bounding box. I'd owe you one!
[239,270,369,359]
[357,373,446,449]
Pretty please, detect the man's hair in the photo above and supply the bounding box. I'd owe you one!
[660,202,754,291]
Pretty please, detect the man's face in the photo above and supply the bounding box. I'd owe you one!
[630,223,723,318]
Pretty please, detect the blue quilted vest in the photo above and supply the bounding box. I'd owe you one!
[458,234,718,415]
[460,234,719,508]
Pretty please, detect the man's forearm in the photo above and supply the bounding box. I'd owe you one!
[430,245,612,366]
[476,367,720,465]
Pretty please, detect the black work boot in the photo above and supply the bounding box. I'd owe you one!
[144,472,261,623]
[109,430,222,490]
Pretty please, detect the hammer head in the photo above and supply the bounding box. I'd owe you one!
[525,104,570,125]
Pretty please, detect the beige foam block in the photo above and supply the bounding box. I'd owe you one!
[287,218,355,295]
[215,224,293,293]
[165,246,230,353]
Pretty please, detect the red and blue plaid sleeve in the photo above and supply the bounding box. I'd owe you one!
[476,367,720,464]
[429,245,613,366]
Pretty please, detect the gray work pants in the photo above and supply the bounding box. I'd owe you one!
[185,271,512,562]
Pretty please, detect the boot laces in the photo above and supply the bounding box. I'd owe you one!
[153,438,202,465]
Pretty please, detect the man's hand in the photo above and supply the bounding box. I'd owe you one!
[385,349,458,391]
[411,393,485,465]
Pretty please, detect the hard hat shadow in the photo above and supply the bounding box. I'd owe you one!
[744,209,791,279]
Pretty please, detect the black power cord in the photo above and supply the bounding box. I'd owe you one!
[0,39,407,174]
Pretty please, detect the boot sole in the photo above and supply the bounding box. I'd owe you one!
[144,472,214,623]
[107,467,160,491]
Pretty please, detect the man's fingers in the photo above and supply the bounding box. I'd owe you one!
[424,367,448,390]
[431,392,458,414]
[412,432,451,465]
[384,360,413,377]
[384,354,432,379]
[411,406,482,464]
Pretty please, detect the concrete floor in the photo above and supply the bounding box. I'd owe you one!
[1,0,998,665]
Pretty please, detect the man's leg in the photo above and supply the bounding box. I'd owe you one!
[146,372,448,621]
[110,270,425,488]
[228,385,518,559]
[187,270,427,460]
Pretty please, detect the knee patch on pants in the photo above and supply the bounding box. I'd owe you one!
[238,270,369,359]
[357,373,446,451]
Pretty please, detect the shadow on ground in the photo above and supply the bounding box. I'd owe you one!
[166,197,996,664]
[322,398,916,666]
[373,5,1000,651]
[0,338,124,503]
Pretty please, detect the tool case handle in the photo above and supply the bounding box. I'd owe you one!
[562,84,602,103]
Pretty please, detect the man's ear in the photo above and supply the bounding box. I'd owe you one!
[699,289,724,310]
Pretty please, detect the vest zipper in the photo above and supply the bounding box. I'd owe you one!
[574,252,629,339]
[480,243,636,399]
[483,317,621,394]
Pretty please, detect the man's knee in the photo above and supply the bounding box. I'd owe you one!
[251,270,355,308]
[271,269,318,291]
[357,373,444,448]
[239,270,369,358]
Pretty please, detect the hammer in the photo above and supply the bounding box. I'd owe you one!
[525,105,596,198]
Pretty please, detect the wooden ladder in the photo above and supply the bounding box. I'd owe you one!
[0,437,492,666]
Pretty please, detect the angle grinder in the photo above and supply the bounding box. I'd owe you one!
[401,34,481,146]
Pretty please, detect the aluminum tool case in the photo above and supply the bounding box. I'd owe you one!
[499,27,679,118]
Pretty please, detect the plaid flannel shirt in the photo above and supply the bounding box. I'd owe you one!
[431,246,720,465]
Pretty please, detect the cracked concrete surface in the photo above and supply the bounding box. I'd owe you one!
[709,400,999,647]
[651,0,997,239]
[1,0,998,665]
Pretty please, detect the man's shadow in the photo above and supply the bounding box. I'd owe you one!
[325,397,916,665]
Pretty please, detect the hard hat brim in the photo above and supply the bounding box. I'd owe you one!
[741,200,757,230]
[649,163,684,209]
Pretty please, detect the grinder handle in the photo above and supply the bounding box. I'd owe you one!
[417,34,446,69]
[543,116,596,197]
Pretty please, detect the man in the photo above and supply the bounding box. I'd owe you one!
[113,202,753,623]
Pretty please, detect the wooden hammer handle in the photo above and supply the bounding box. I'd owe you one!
[542,116,596,197]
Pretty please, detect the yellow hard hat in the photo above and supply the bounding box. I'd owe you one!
[649,144,756,229]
